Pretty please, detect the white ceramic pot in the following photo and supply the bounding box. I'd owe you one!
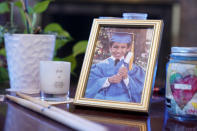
[4,34,56,94]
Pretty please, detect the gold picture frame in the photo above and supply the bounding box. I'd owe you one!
[74,19,163,113]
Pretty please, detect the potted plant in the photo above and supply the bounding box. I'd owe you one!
[0,0,87,94]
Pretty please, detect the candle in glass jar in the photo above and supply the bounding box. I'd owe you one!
[40,61,71,101]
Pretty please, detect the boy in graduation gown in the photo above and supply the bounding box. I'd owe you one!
[85,32,145,103]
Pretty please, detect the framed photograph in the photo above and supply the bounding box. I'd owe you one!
[74,19,163,112]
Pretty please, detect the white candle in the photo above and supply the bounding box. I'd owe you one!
[40,61,71,101]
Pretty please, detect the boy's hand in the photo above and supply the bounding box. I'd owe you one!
[108,74,122,84]
[118,67,128,79]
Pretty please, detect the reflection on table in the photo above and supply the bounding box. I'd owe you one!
[0,96,196,131]
[4,102,71,131]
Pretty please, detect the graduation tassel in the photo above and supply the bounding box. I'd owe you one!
[129,35,135,70]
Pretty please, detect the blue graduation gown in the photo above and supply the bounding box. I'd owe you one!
[85,57,145,103]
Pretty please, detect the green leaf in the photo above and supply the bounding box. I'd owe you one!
[27,7,34,14]
[44,23,72,39]
[63,55,77,73]
[14,1,22,8]
[0,48,6,56]
[0,2,10,14]
[53,57,62,61]
[44,23,72,54]
[0,39,3,45]
[53,39,68,55]
[44,23,64,32]
[73,40,88,57]
[0,67,9,82]
[44,23,71,38]
[53,55,77,73]
[57,31,71,40]
[33,0,51,13]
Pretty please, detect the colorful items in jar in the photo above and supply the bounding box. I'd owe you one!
[166,63,197,117]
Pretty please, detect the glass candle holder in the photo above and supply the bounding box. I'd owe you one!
[40,61,71,101]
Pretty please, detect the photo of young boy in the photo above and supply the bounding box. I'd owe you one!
[85,31,145,103]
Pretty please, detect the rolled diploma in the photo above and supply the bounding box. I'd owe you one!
[122,52,133,67]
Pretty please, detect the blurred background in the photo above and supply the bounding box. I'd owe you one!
[1,0,197,94]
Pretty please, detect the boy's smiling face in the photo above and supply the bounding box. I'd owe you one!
[109,42,130,60]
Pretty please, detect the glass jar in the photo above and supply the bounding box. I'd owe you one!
[166,47,197,121]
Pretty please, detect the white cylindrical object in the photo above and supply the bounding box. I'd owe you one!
[40,61,71,101]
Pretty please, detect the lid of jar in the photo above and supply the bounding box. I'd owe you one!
[171,47,197,53]
[122,13,148,17]
[171,47,197,57]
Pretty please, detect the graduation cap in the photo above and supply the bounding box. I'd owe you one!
[110,32,134,44]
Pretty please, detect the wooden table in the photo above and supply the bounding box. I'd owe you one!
[0,94,196,131]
